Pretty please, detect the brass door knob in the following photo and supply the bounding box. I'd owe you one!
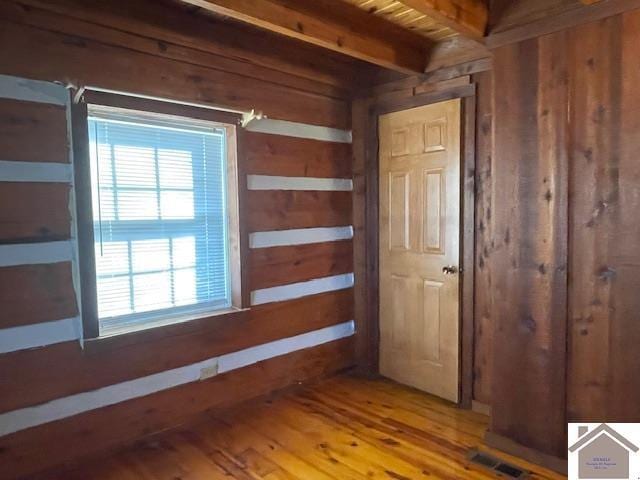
[442,265,458,275]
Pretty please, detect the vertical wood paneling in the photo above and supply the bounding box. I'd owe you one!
[567,11,640,422]
[489,7,640,461]
[490,33,568,458]
[566,15,617,424]
[608,9,640,423]
[472,70,493,405]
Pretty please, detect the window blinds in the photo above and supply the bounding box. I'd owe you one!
[87,106,231,335]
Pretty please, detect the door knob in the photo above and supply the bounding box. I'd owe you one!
[442,265,458,275]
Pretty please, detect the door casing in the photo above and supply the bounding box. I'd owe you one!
[358,84,477,408]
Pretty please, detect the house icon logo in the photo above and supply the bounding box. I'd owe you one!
[569,424,639,479]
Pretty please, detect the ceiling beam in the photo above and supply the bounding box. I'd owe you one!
[178,0,429,74]
[400,0,488,40]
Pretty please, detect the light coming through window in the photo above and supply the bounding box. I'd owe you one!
[87,106,233,335]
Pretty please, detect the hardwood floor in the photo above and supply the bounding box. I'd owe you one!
[39,374,566,479]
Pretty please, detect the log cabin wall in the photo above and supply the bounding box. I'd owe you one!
[0,2,357,478]
[488,6,640,461]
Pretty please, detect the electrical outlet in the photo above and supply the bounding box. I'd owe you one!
[199,360,219,380]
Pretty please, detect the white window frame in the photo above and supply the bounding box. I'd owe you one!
[76,102,243,338]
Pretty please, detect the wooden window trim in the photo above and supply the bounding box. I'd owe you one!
[72,92,249,344]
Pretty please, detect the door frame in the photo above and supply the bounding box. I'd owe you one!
[358,83,477,408]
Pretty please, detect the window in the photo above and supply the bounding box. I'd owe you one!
[81,104,241,336]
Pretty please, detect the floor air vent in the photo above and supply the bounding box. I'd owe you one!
[468,450,529,479]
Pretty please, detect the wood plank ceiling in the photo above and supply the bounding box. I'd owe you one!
[177,0,489,74]
[340,0,459,41]
[165,0,614,76]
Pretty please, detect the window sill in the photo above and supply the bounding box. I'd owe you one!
[82,306,250,354]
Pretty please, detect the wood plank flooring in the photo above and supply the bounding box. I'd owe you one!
[39,374,566,479]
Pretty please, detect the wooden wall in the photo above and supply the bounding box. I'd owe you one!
[351,7,640,466]
[351,65,495,408]
[472,69,493,407]
[487,6,640,461]
[490,32,569,459]
[566,10,640,424]
[0,0,357,128]
[0,2,358,478]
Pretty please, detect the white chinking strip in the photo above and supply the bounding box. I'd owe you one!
[0,241,73,267]
[247,175,352,192]
[250,226,353,249]
[0,161,72,183]
[0,321,355,437]
[251,273,354,306]
[218,320,354,372]
[0,75,68,106]
[245,118,351,143]
[0,317,80,355]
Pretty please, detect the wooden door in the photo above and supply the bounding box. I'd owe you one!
[379,99,461,402]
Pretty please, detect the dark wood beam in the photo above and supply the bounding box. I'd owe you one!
[179,0,430,73]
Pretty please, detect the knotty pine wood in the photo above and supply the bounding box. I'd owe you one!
[342,0,458,41]
[490,33,569,459]
[0,99,69,163]
[486,7,640,461]
[472,70,493,406]
[0,338,355,479]
[244,131,353,179]
[38,375,565,480]
[249,240,353,291]
[247,190,353,232]
[567,10,640,422]
[399,0,489,40]
[0,183,71,243]
[0,262,77,330]
[0,289,354,414]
